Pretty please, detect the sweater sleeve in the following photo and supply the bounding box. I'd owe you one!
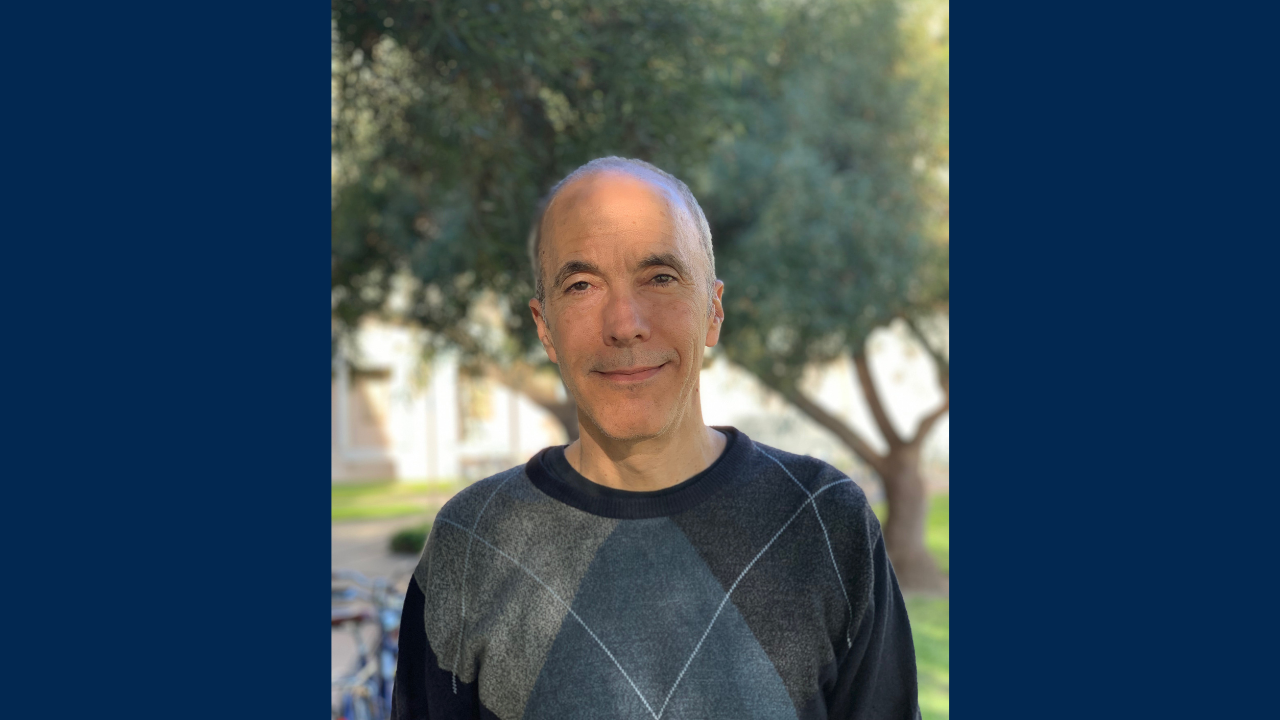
[390,575,484,720]
[825,526,922,720]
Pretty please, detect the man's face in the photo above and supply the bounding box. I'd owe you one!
[530,171,724,442]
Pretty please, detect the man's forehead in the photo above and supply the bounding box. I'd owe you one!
[542,170,688,254]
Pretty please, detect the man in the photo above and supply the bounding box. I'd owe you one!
[392,157,920,719]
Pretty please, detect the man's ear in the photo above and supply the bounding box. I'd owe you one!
[529,298,559,364]
[705,279,725,347]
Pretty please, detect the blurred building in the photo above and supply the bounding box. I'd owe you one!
[331,319,567,482]
[332,319,948,493]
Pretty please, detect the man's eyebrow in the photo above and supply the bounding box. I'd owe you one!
[552,260,602,289]
[637,253,690,278]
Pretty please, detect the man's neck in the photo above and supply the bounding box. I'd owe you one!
[565,415,727,493]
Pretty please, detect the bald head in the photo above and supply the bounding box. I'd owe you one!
[528,157,715,307]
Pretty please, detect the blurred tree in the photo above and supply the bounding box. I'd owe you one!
[331,0,759,438]
[331,0,950,590]
[702,0,950,592]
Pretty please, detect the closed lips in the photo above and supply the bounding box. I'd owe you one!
[594,363,667,381]
[600,365,663,375]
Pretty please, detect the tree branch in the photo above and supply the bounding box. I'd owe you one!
[912,398,949,446]
[903,314,948,394]
[784,387,887,477]
[854,353,904,449]
[900,315,949,445]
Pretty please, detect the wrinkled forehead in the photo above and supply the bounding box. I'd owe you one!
[540,170,691,260]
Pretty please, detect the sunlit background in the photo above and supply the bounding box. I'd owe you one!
[331,0,948,716]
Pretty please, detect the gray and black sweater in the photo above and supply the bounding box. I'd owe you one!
[392,427,920,719]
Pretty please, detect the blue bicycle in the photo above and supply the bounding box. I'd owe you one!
[332,570,404,720]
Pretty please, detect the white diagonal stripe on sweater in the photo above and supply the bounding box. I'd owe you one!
[758,448,856,649]
[437,516,660,720]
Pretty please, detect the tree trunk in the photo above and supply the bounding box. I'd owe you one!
[880,443,947,594]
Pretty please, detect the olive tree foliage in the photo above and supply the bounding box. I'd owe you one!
[700,0,950,591]
[704,0,947,377]
[331,0,753,365]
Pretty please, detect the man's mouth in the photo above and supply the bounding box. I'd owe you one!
[592,363,668,384]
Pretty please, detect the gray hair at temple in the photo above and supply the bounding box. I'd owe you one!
[527,156,716,309]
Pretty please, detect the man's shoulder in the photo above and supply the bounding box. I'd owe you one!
[415,462,538,582]
[744,437,871,512]
[434,462,532,528]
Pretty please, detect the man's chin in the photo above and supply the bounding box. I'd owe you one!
[580,405,676,443]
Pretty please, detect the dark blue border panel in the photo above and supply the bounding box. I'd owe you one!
[9,1,332,717]
[956,3,1276,718]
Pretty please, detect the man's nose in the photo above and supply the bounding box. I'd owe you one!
[601,287,650,347]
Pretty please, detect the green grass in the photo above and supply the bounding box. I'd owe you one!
[331,480,463,522]
[872,494,950,720]
[925,494,948,576]
[332,503,433,522]
[907,593,949,720]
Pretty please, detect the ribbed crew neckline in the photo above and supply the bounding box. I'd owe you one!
[525,426,750,519]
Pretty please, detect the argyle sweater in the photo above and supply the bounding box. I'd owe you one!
[391,427,920,720]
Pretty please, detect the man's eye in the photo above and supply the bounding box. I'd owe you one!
[652,274,676,285]
[566,281,590,293]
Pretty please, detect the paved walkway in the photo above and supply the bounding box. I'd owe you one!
[332,513,433,585]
